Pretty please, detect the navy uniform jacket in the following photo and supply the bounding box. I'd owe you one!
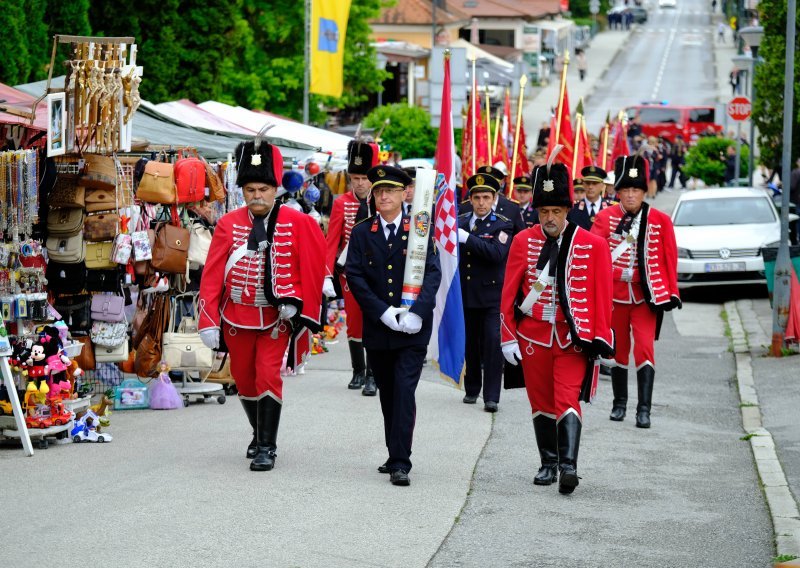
[568,198,614,231]
[459,194,526,234]
[458,212,514,309]
[519,202,539,229]
[345,214,442,350]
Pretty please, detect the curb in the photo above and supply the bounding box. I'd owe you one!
[725,300,800,559]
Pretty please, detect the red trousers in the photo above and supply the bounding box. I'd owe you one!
[340,274,363,341]
[612,301,657,369]
[223,322,290,400]
[520,340,587,420]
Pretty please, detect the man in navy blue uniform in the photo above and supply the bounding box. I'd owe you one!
[458,173,514,412]
[514,175,539,229]
[345,165,442,486]
[568,165,613,230]
[459,165,526,235]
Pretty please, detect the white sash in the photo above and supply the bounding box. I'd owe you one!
[336,243,349,268]
[610,213,642,262]
[519,262,553,315]
[224,243,251,279]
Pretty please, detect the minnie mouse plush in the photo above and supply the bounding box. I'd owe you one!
[41,326,71,386]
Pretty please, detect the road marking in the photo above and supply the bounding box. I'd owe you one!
[651,21,678,99]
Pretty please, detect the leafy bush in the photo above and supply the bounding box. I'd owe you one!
[364,103,437,159]
[684,136,749,186]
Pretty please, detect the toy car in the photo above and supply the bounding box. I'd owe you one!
[26,414,53,429]
[71,426,112,443]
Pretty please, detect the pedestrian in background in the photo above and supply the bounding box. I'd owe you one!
[718,22,726,43]
[668,135,688,190]
[576,49,588,81]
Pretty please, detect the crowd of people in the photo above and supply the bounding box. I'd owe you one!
[196,136,681,497]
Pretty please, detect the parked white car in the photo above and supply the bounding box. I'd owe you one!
[658,0,677,8]
[671,187,790,288]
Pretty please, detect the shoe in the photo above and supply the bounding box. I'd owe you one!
[390,470,410,486]
[348,371,365,390]
[532,414,558,486]
[463,395,478,404]
[362,373,377,396]
[558,465,580,494]
[557,413,582,495]
[347,341,366,389]
[250,397,282,472]
[484,401,498,413]
[599,364,611,376]
[609,367,628,422]
[535,464,558,485]
[636,365,655,429]
[378,461,390,474]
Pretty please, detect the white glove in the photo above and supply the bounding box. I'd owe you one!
[279,304,298,320]
[457,228,470,244]
[200,329,220,350]
[502,342,522,366]
[380,306,405,331]
[399,311,423,334]
[322,277,336,298]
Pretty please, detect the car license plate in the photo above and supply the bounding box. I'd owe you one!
[704,262,746,273]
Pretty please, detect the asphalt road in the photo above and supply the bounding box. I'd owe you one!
[585,0,719,133]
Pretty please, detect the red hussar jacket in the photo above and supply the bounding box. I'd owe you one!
[500,223,615,358]
[325,191,364,274]
[199,205,326,331]
[591,202,680,310]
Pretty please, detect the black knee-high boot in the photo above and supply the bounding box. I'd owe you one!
[348,340,366,389]
[251,396,282,471]
[240,398,258,459]
[609,367,628,421]
[557,413,582,495]
[533,414,558,486]
[636,365,655,429]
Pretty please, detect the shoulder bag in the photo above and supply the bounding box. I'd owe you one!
[162,294,214,370]
[47,208,85,237]
[137,157,176,204]
[81,154,117,190]
[84,213,120,242]
[151,222,190,274]
[46,234,86,263]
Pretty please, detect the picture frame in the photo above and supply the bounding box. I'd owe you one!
[46,92,66,157]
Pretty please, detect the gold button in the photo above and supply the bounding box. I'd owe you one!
[388,278,393,283]
[389,292,394,297]
[467,276,471,280]
[388,264,393,270]
[467,264,471,268]
[467,252,471,256]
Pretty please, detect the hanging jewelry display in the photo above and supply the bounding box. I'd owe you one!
[0,150,38,238]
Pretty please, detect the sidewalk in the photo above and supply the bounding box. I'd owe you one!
[523,30,633,145]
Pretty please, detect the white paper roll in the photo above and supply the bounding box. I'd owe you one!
[401,169,436,307]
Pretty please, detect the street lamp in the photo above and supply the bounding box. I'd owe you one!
[739,26,763,187]
[376,53,388,107]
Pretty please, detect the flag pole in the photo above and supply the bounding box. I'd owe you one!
[554,50,570,146]
[509,74,528,197]
[571,112,582,179]
[600,112,610,170]
[485,85,493,164]
[303,0,310,124]
[493,108,501,156]
[470,53,477,175]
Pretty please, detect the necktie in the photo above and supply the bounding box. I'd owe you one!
[405,204,412,215]
[536,237,559,278]
[589,203,596,217]
[614,212,635,234]
[386,223,396,240]
[247,214,269,251]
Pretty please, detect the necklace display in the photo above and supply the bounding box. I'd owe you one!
[0,150,38,238]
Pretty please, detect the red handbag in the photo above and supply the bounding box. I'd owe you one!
[174,148,206,204]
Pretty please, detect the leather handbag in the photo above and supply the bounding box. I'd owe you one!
[84,213,120,242]
[81,154,117,190]
[46,234,86,263]
[85,187,116,213]
[90,321,128,347]
[188,222,213,268]
[46,261,87,293]
[137,160,176,204]
[72,335,96,371]
[151,222,190,274]
[174,149,207,204]
[53,294,92,332]
[204,161,225,203]
[95,340,129,364]
[90,293,126,322]
[133,294,169,377]
[85,241,116,269]
[162,294,213,370]
[47,208,85,236]
[49,176,86,209]
[86,268,122,292]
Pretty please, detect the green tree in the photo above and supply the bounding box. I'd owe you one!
[45,0,91,81]
[0,0,31,85]
[24,0,49,82]
[752,0,800,172]
[364,103,437,158]
[684,136,749,186]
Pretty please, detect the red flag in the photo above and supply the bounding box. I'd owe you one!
[547,87,574,167]
[512,119,530,179]
[610,118,630,165]
[434,54,457,256]
[599,119,611,171]
[494,124,509,173]
[461,91,490,184]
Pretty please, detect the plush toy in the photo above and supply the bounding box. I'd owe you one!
[40,326,71,386]
[25,342,49,384]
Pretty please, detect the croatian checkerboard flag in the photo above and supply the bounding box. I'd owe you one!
[430,53,466,387]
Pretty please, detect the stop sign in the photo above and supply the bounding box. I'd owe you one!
[727,96,752,121]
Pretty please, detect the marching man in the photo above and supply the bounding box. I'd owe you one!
[591,155,681,428]
[325,140,381,396]
[500,150,614,494]
[199,138,326,471]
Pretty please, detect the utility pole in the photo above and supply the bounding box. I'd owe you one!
[303,0,310,124]
[771,0,797,356]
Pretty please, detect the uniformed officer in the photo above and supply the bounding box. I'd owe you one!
[603,171,618,202]
[345,165,442,486]
[457,173,514,412]
[501,154,614,494]
[572,178,586,204]
[514,175,539,229]
[459,165,526,234]
[591,155,681,428]
[401,166,417,216]
[568,165,614,230]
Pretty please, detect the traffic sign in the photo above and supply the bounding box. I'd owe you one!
[727,96,752,121]
[589,0,600,14]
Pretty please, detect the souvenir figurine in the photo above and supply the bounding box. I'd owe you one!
[149,361,183,410]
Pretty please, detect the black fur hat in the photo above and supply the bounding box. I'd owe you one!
[347,140,380,175]
[235,140,283,187]
[614,154,648,191]
[531,146,573,208]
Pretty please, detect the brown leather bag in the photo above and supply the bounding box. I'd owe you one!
[137,161,176,204]
[151,222,190,274]
[133,293,169,377]
[204,161,226,203]
[73,336,96,371]
[85,187,116,213]
[49,176,86,209]
[81,154,117,190]
[84,213,120,242]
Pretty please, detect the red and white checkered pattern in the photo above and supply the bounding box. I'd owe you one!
[435,185,458,256]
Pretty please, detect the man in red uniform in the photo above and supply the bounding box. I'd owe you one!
[199,139,326,471]
[591,154,681,428]
[501,153,614,495]
[325,140,380,396]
